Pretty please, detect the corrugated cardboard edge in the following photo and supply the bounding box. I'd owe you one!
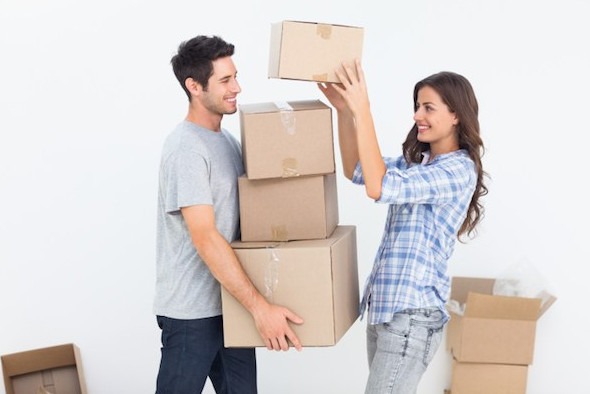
[268,21,283,78]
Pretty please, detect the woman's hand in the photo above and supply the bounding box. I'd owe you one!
[331,59,371,119]
[317,81,348,113]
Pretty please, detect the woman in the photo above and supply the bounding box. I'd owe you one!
[318,61,487,394]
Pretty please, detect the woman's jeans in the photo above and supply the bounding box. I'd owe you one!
[365,309,445,394]
[155,315,257,394]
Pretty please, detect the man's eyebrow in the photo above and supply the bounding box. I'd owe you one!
[217,72,237,81]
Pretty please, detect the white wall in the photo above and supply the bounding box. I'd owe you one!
[1,0,587,393]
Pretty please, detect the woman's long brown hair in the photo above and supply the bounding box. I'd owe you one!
[402,71,489,240]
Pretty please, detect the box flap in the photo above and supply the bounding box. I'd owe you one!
[464,292,541,321]
[450,277,495,304]
[451,276,556,319]
[537,290,557,318]
[1,344,77,377]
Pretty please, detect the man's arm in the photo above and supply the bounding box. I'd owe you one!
[181,204,303,351]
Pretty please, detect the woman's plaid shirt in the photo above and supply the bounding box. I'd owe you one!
[352,149,477,325]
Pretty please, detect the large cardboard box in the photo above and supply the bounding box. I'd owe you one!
[2,343,87,394]
[239,100,334,180]
[238,173,338,242]
[446,277,556,365]
[222,225,359,347]
[268,20,364,83]
[450,361,528,394]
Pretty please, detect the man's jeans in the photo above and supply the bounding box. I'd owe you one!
[365,309,445,394]
[155,315,257,394]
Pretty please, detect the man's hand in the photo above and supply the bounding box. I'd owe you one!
[251,301,304,351]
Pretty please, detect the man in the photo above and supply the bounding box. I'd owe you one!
[154,35,303,394]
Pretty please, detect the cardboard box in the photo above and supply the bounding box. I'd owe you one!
[450,361,528,394]
[446,277,556,365]
[238,173,338,242]
[222,225,359,347]
[2,343,87,394]
[239,100,334,180]
[268,20,364,83]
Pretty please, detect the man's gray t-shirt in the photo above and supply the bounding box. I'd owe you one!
[153,120,244,319]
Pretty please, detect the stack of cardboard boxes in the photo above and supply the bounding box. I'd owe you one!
[221,20,365,347]
[445,277,556,393]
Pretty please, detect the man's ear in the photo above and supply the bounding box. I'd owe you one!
[184,77,201,97]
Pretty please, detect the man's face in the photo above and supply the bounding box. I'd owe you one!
[199,56,241,115]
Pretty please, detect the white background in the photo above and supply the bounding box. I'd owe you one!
[1,0,587,393]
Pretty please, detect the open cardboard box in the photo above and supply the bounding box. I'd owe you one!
[446,276,556,365]
[222,225,359,347]
[2,343,87,394]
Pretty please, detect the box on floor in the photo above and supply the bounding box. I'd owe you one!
[239,100,334,180]
[450,361,528,394]
[446,276,556,365]
[445,276,556,394]
[268,20,364,83]
[222,225,359,347]
[1,343,87,394]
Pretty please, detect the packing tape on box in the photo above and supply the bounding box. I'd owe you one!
[271,225,289,241]
[274,101,296,135]
[281,158,299,177]
[273,101,301,177]
[39,370,55,394]
[264,247,280,302]
[38,386,53,394]
[316,23,332,39]
[312,73,329,82]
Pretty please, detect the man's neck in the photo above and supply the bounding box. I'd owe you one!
[185,106,222,132]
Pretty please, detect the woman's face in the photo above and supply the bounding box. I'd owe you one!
[413,85,459,154]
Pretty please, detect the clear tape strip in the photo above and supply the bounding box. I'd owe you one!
[274,101,296,135]
[264,247,280,302]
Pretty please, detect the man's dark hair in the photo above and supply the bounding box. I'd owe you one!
[171,35,235,101]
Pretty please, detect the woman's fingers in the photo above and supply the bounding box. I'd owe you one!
[354,59,365,84]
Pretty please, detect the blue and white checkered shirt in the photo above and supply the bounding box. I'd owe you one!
[352,149,477,325]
